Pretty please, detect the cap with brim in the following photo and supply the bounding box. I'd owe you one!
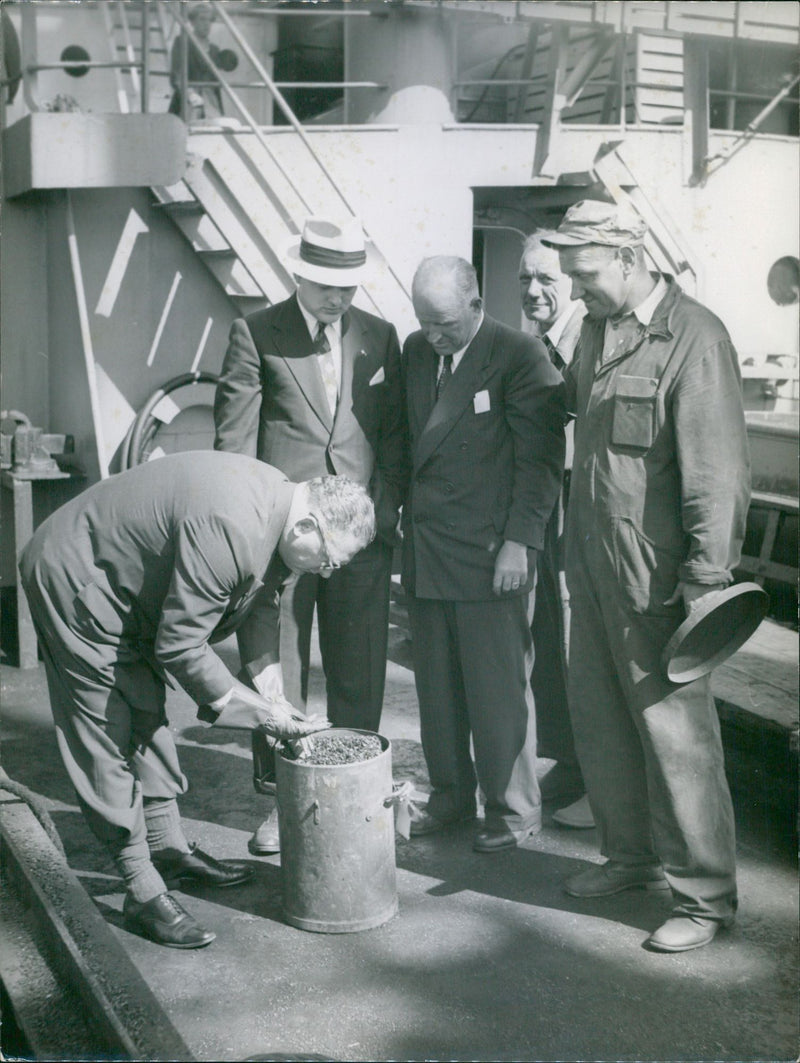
[661,582,769,684]
[542,199,647,249]
[286,217,367,287]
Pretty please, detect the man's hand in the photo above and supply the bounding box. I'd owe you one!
[664,581,726,612]
[201,679,330,737]
[492,540,531,596]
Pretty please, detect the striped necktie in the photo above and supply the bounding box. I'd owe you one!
[543,335,566,375]
[436,354,453,400]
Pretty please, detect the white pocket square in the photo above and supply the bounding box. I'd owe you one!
[369,367,385,386]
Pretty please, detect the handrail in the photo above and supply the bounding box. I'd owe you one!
[206,0,412,304]
[155,1,390,318]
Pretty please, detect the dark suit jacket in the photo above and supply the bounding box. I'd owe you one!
[214,294,408,544]
[401,315,566,600]
[19,452,293,709]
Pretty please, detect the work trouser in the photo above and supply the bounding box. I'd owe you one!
[567,534,737,922]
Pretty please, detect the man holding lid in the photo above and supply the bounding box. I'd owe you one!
[543,200,750,952]
[214,217,408,856]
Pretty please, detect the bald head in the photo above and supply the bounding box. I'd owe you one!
[411,256,483,357]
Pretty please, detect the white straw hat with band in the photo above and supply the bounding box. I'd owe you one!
[286,217,368,286]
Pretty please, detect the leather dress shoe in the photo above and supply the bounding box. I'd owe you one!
[123,892,216,949]
[473,821,540,853]
[565,860,670,898]
[409,808,475,837]
[249,809,281,855]
[646,914,733,953]
[151,844,255,888]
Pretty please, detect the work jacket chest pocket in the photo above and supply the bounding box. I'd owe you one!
[611,375,659,449]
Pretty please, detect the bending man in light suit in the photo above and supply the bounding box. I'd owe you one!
[20,452,374,949]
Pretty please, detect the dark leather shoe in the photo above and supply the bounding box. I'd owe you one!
[409,808,475,837]
[646,915,734,953]
[565,860,669,898]
[473,822,540,853]
[151,844,255,888]
[123,893,216,949]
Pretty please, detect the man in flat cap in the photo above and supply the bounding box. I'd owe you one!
[20,452,374,948]
[544,200,750,952]
[214,216,408,855]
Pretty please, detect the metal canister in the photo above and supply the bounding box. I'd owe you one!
[275,729,398,933]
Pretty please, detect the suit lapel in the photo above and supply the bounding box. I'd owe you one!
[414,317,495,472]
[272,296,333,431]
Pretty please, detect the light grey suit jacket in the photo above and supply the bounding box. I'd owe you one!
[20,452,294,708]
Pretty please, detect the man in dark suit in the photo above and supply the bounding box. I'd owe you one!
[518,232,593,830]
[214,216,408,854]
[402,256,565,852]
[19,452,374,948]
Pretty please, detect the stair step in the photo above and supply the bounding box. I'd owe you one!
[154,199,205,216]
[199,248,237,262]
[231,296,271,315]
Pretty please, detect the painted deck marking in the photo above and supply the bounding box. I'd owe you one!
[95,209,149,318]
[146,272,182,367]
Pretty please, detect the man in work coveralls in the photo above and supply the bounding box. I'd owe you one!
[19,451,374,949]
[544,200,750,953]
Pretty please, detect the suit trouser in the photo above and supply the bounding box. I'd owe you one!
[22,563,188,901]
[34,634,187,870]
[407,593,540,832]
[279,538,392,730]
[567,542,737,921]
[530,494,582,775]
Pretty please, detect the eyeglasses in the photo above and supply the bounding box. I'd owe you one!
[310,513,341,573]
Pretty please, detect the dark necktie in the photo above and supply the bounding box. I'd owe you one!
[313,322,337,414]
[436,354,453,400]
[543,335,566,375]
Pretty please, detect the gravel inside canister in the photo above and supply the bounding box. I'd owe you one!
[294,732,383,765]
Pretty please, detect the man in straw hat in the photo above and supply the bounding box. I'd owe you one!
[214,216,408,856]
[543,200,750,952]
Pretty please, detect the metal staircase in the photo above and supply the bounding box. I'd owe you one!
[591,140,701,295]
[100,0,414,329]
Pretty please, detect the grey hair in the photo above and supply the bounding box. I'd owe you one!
[412,256,480,305]
[305,476,375,550]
